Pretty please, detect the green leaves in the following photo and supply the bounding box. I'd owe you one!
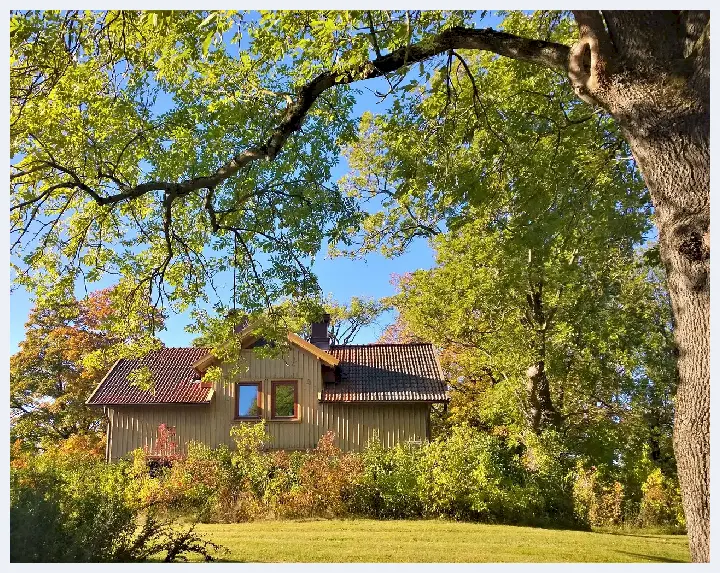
[336,12,674,467]
[11,10,364,326]
[127,366,154,393]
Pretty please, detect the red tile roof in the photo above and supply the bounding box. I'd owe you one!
[86,348,213,406]
[322,343,448,403]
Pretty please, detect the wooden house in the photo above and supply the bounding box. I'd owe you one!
[87,315,448,461]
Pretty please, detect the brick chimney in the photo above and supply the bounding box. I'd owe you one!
[309,313,331,350]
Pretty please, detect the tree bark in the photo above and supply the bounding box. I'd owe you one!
[569,10,710,562]
[526,361,561,433]
[523,277,562,433]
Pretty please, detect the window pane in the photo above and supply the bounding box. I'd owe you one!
[237,385,260,417]
[274,384,295,417]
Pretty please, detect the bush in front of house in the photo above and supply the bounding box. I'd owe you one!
[347,425,577,528]
[139,422,363,522]
[143,424,578,528]
[351,436,424,518]
[126,422,676,533]
[10,444,224,562]
[274,431,364,519]
[414,425,578,528]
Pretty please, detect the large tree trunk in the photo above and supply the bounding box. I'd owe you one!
[570,11,710,562]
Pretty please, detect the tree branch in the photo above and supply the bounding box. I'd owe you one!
[16,25,570,211]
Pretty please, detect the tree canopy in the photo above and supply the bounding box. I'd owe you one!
[10,10,578,326]
[10,287,164,449]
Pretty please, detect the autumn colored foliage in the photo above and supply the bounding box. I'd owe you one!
[11,287,164,449]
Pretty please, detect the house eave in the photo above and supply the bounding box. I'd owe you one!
[85,359,122,405]
[89,400,214,407]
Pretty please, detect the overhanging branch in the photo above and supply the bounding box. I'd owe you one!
[14,25,570,210]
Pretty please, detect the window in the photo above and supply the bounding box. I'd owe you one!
[271,380,298,420]
[235,382,261,419]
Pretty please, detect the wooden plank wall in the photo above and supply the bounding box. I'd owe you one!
[107,346,430,461]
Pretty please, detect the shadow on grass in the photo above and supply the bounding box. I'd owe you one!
[596,531,686,541]
[615,551,687,563]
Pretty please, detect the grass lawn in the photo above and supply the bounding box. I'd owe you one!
[190,519,690,563]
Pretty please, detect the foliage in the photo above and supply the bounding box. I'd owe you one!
[11,287,164,449]
[11,9,366,323]
[10,446,225,562]
[572,464,626,528]
[361,16,678,487]
[339,12,640,258]
[571,462,684,532]
[142,424,363,522]
[13,421,683,557]
[140,423,579,528]
[352,435,424,518]
[189,294,385,387]
[376,309,425,344]
[277,431,363,518]
[324,296,387,345]
[414,425,577,527]
[637,469,685,531]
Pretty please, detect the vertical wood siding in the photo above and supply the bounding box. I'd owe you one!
[107,346,430,461]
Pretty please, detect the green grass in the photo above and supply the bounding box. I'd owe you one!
[189,519,690,563]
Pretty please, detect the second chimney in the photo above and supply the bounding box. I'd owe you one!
[309,313,331,350]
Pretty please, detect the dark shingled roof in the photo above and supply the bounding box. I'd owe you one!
[86,348,213,406]
[322,343,448,403]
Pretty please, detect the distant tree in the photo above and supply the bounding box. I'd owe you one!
[324,296,387,345]
[377,281,426,345]
[11,287,164,449]
[191,295,385,348]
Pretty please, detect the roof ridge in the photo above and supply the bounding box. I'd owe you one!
[156,346,210,350]
[330,342,432,348]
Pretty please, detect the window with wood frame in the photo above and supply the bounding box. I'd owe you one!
[235,382,262,420]
[271,380,298,420]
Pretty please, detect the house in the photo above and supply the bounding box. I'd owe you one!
[87,315,448,461]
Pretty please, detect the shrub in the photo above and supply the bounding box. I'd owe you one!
[352,436,423,518]
[417,425,521,521]
[518,431,578,528]
[144,423,183,472]
[116,422,656,532]
[277,431,363,518]
[572,464,626,527]
[415,425,578,528]
[10,448,224,562]
[229,421,276,501]
[637,468,685,531]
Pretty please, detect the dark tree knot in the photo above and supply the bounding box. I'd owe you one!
[678,231,709,262]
